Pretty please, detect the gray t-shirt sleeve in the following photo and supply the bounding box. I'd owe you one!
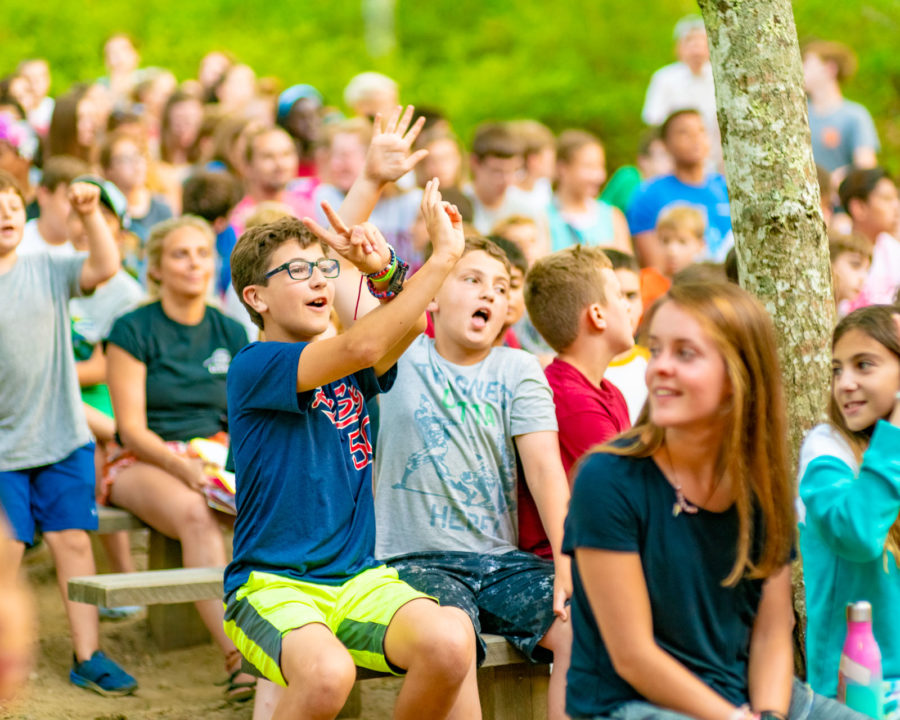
[510,353,558,437]
[52,253,87,300]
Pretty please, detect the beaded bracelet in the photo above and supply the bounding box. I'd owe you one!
[367,245,397,282]
[367,255,409,300]
[367,277,398,300]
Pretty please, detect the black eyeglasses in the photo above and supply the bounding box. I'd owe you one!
[265,257,340,281]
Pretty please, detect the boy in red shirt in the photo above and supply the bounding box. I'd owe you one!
[518,246,635,557]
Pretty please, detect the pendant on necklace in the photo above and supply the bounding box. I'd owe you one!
[672,487,699,517]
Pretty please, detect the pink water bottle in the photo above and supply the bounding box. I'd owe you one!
[837,601,884,719]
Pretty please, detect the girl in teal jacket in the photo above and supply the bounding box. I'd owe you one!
[799,304,900,696]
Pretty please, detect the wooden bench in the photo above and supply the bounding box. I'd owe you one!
[97,505,147,533]
[93,505,213,649]
[69,566,549,720]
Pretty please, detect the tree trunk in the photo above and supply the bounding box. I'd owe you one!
[697,0,834,676]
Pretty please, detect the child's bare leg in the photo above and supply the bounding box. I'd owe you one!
[0,537,33,703]
[94,443,136,575]
[98,531,135,573]
[2,538,25,574]
[537,616,572,720]
[43,529,99,661]
[444,651,481,720]
[253,679,283,720]
[273,624,355,720]
[384,599,475,720]
[111,463,233,652]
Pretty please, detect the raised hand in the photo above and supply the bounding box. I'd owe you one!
[302,201,392,275]
[68,182,102,217]
[363,105,428,185]
[420,178,465,263]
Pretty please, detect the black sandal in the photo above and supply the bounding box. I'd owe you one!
[224,667,257,703]
[222,649,256,703]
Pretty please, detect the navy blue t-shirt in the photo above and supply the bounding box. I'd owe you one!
[224,341,396,595]
[563,452,767,719]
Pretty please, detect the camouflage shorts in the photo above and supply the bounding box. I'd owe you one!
[388,550,557,664]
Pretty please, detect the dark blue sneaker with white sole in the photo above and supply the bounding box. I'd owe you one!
[70,651,138,696]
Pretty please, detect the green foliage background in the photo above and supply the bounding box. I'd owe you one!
[2,0,898,171]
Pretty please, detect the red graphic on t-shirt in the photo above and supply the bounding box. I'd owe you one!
[822,126,841,149]
[311,383,372,470]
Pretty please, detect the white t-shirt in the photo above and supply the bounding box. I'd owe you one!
[464,185,550,242]
[642,61,717,127]
[642,61,721,169]
[17,219,77,257]
[604,347,650,425]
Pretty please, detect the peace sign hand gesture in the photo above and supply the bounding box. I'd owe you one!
[302,201,392,276]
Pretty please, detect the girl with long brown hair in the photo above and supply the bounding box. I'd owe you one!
[563,282,861,720]
[798,304,900,697]
[47,86,98,165]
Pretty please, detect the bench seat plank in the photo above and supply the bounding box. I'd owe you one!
[69,567,223,607]
[96,505,147,533]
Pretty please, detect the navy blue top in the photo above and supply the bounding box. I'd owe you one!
[563,452,767,719]
[224,341,396,594]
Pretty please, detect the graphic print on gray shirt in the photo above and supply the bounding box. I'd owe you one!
[374,335,557,559]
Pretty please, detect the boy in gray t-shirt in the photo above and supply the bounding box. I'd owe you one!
[374,237,572,720]
[0,172,136,696]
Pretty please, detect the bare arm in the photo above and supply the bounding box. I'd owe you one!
[747,565,794,715]
[576,547,739,720]
[70,182,120,292]
[852,147,877,170]
[106,344,207,492]
[83,403,116,444]
[296,180,463,392]
[331,106,428,327]
[372,313,428,378]
[516,429,572,618]
[76,343,107,387]
[610,206,635,255]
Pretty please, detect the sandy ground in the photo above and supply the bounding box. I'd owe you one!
[1,539,401,720]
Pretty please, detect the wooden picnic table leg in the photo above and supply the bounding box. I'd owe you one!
[147,530,211,650]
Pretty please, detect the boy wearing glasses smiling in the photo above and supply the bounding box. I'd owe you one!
[224,178,475,719]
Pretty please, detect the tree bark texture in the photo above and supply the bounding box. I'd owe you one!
[697,0,834,676]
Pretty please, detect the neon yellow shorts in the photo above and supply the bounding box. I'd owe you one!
[223,565,433,686]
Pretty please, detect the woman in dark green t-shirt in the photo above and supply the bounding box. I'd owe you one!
[104,216,253,701]
[564,283,858,720]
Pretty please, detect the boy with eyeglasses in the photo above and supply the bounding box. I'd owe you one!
[223,179,475,719]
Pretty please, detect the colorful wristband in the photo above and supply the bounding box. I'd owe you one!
[367,277,400,300]
[366,254,409,300]
[367,245,397,282]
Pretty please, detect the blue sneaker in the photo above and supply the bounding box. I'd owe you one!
[99,605,144,621]
[70,651,138,696]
